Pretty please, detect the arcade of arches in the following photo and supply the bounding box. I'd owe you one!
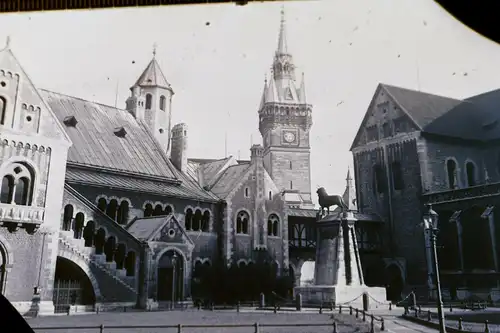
[52,256,96,313]
[62,204,136,275]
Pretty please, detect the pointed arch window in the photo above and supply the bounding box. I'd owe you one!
[0,162,35,206]
[446,159,457,189]
[159,95,166,111]
[466,161,476,187]
[0,96,6,125]
[391,161,404,191]
[145,94,152,110]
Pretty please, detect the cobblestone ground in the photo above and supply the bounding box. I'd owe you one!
[27,309,375,333]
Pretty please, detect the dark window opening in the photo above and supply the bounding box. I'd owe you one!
[466,162,476,187]
[0,96,6,125]
[145,94,152,110]
[391,161,404,191]
[447,159,457,189]
[373,164,386,194]
[159,95,166,111]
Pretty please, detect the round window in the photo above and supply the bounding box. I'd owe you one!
[168,229,175,238]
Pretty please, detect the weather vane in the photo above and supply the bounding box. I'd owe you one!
[153,42,157,57]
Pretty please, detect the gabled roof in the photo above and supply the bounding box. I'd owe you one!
[209,164,252,199]
[134,57,172,90]
[187,156,238,188]
[126,214,194,247]
[41,89,179,181]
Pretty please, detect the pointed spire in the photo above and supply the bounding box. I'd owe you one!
[298,72,307,103]
[343,166,357,211]
[276,6,288,56]
[132,52,171,90]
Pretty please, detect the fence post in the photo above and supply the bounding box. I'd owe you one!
[449,303,453,312]
[458,317,463,330]
[339,305,342,314]
[381,318,385,331]
[296,293,302,311]
[404,306,408,315]
[427,310,431,321]
[99,324,104,333]
[274,303,277,314]
[177,324,182,333]
[485,320,490,333]
[389,302,392,311]
[414,308,418,317]
[370,315,374,333]
[237,301,240,313]
[254,322,260,333]
[349,306,353,315]
[330,302,334,311]
[355,308,359,318]
[332,321,337,333]
[259,293,265,308]
[319,304,323,314]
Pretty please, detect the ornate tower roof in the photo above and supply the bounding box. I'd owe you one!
[259,7,306,106]
[343,167,357,211]
[132,48,172,91]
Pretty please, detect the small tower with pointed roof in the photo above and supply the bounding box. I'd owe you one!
[126,46,174,153]
[258,8,313,206]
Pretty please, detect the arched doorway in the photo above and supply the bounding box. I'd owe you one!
[52,257,96,313]
[157,250,184,302]
[386,264,404,302]
[300,260,315,286]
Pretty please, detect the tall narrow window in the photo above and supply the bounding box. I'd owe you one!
[0,175,14,203]
[373,164,386,194]
[145,94,152,110]
[391,161,404,191]
[466,161,476,187]
[236,211,249,235]
[447,159,457,189]
[159,95,166,111]
[0,96,6,125]
[14,177,30,205]
[244,187,249,198]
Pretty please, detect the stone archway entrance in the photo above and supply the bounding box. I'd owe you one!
[386,264,404,302]
[52,256,96,313]
[157,250,184,302]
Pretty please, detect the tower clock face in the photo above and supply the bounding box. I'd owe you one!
[283,131,296,143]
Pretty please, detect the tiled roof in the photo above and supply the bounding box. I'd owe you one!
[41,89,178,181]
[134,58,171,90]
[126,215,169,241]
[210,164,251,199]
[288,208,317,218]
[187,157,237,188]
[65,167,219,202]
[382,84,462,129]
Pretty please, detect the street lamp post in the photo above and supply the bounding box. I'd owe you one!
[423,204,446,333]
[172,253,177,309]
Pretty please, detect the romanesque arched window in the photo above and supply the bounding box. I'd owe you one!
[0,96,6,125]
[106,199,118,221]
[62,204,74,231]
[466,161,476,187]
[0,162,35,206]
[267,214,279,237]
[144,203,153,217]
[447,159,457,189]
[236,211,249,234]
[117,200,130,225]
[97,198,107,212]
[145,94,152,110]
[159,95,166,111]
[192,209,202,231]
[185,208,193,231]
[201,211,210,232]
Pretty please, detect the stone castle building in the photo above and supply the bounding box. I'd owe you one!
[0,11,320,314]
[351,83,500,302]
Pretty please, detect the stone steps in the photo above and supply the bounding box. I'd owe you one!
[58,233,137,294]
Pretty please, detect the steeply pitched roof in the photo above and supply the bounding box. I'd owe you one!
[134,58,171,90]
[209,164,252,198]
[41,89,179,181]
[126,214,195,246]
[382,84,463,129]
[65,167,219,202]
[187,157,238,188]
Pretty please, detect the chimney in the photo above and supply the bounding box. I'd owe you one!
[171,123,188,174]
[250,144,264,164]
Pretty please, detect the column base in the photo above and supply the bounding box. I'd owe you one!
[294,284,387,310]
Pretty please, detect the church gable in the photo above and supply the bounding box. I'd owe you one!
[350,84,420,150]
[0,46,70,142]
[127,215,194,247]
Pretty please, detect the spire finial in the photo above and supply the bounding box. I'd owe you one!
[152,42,157,58]
[264,73,267,84]
[276,6,288,55]
[5,36,10,49]
[346,166,353,181]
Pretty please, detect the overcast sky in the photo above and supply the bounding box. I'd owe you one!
[1,0,500,206]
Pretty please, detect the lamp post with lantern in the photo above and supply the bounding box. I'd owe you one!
[422,204,446,333]
[172,252,178,309]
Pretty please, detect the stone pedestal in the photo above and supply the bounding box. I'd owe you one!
[294,211,387,310]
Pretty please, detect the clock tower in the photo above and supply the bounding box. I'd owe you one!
[258,8,313,206]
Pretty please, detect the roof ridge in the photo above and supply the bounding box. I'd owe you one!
[40,88,128,112]
[380,83,463,102]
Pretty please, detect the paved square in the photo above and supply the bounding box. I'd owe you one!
[27,309,375,333]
